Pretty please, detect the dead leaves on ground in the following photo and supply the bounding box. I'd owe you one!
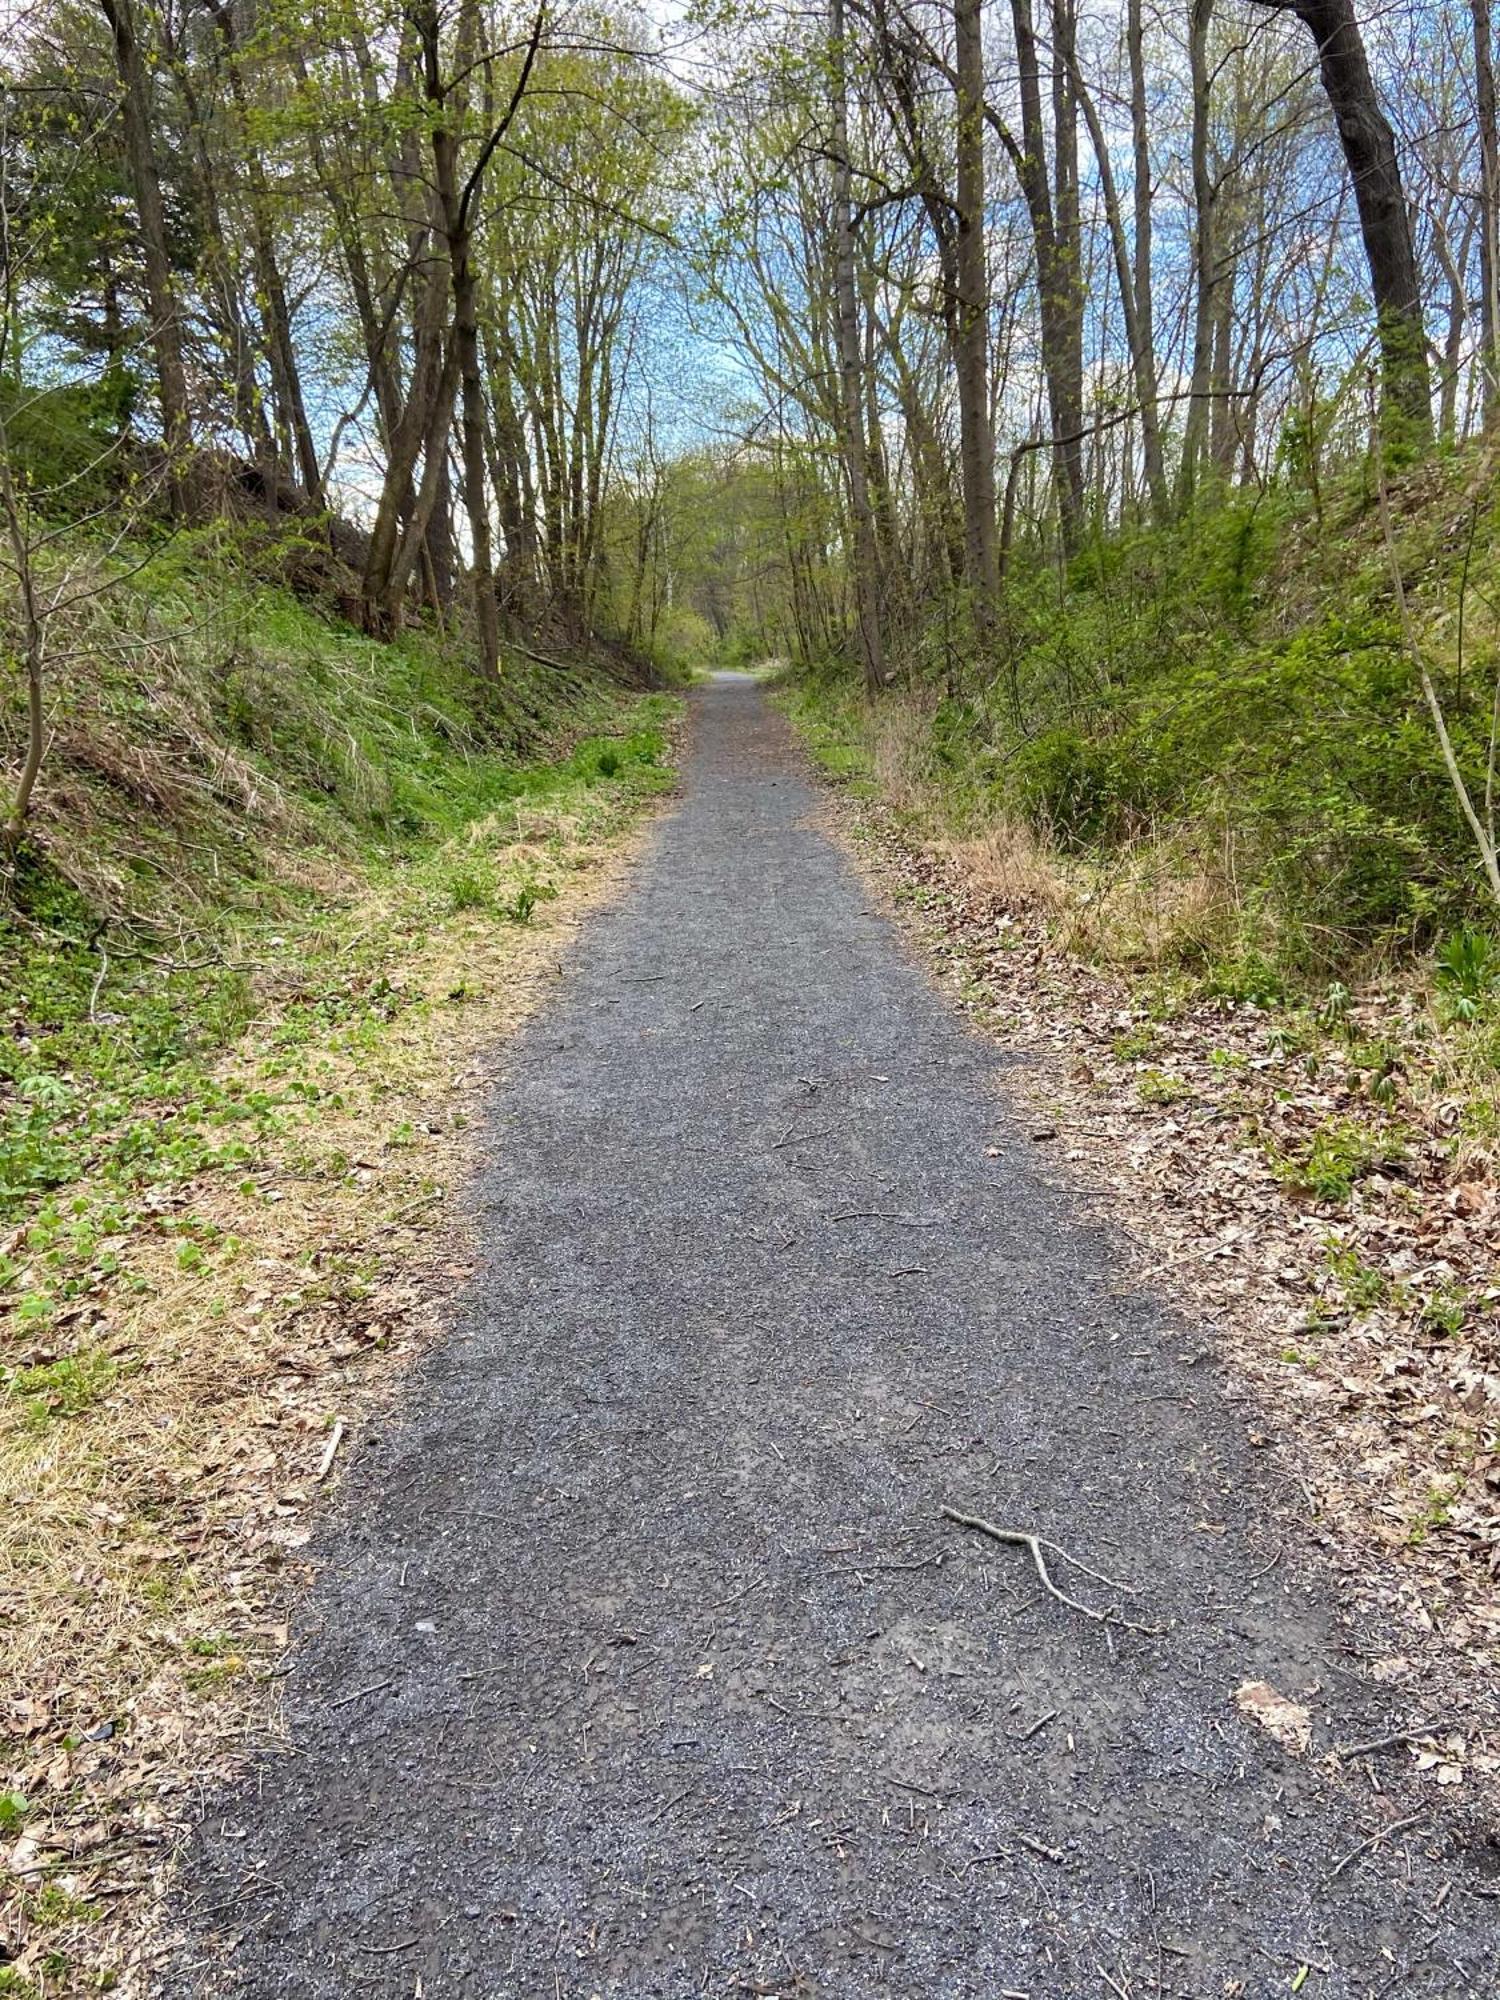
[1235,1680,1314,1756]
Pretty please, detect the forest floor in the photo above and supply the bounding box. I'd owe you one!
[152,675,1499,2000]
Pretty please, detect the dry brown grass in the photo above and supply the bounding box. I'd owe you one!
[0,791,669,1997]
[934,813,1242,974]
[935,821,1067,920]
[847,690,1245,974]
[865,695,940,815]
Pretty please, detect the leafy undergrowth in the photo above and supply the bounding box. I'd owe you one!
[785,699,1500,1808]
[782,450,1500,987]
[1,533,681,1994]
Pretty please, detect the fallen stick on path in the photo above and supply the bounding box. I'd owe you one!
[314,1418,346,1484]
[1327,1810,1428,1882]
[1334,1722,1444,1761]
[940,1505,1162,1635]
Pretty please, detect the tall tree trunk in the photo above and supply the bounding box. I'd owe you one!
[1049,0,1085,537]
[1255,0,1432,448]
[1179,0,1216,506]
[97,0,192,511]
[362,237,450,634]
[1126,0,1167,511]
[387,333,462,615]
[484,324,541,618]
[829,0,887,692]
[1476,0,1500,425]
[1008,0,1083,548]
[211,3,321,502]
[953,0,1000,645]
[1069,39,1168,516]
[1210,240,1238,474]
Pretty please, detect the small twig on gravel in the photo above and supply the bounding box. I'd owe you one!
[314,1419,345,1484]
[355,1936,419,1955]
[1018,1832,1064,1864]
[1327,1810,1428,1881]
[773,1126,830,1150]
[1013,1709,1058,1743]
[828,1210,941,1225]
[1247,1543,1285,1583]
[1335,1723,1445,1761]
[708,1576,765,1613]
[856,1553,945,1576]
[327,1677,395,1711]
[941,1505,1162,1635]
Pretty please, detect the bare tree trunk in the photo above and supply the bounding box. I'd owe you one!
[485,328,540,617]
[830,0,887,691]
[1254,0,1432,448]
[210,3,321,502]
[1179,0,1216,506]
[1070,39,1167,515]
[1210,243,1238,475]
[1049,0,1085,539]
[0,449,44,857]
[954,0,1000,645]
[1476,0,1500,425]
[97,0,192,511]
[1008,0,1083,547]
[387,334,462,612]
[362,287,448,632]
[1126,0,1166,511]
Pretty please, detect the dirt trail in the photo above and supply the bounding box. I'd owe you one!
[165,676,1496,1998]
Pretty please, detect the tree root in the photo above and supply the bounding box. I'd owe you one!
[940,1505,1164,1636]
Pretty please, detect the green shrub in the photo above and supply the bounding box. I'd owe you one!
[1013,726,1138,845]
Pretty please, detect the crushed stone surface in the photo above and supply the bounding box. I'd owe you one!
[165,676,1498,1997]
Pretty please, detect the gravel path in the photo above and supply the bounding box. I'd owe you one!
[168,676,1495,1997]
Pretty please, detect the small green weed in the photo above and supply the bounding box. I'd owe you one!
[27,1883,98,1928]
[1419,1282,1468,1338]
[7,1349,119,1425]
[500,878,558,925]
[1323,1241,1389,1311]
[1137,1068,1190,1106]
[446,867,494,912]
[1270,1118,1406,1203]
[1435,928,1498,1022]
[1208,1046,1248,1072]
[1318,980,1352,1028]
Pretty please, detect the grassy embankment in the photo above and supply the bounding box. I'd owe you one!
[0,522,679,1994]
[782,451,1500,1092]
